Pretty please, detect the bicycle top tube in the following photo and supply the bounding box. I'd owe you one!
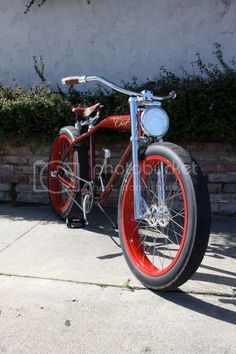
[62,75,176,102]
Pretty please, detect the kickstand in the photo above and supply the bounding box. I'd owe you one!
[95,203,121,248]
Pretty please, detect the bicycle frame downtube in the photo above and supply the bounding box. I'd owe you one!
[96,142,131,203]
[129,97,142,220]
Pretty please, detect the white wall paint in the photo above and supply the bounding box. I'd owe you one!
[0,0,236,87]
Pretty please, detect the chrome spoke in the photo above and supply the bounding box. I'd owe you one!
[134,159,186,272]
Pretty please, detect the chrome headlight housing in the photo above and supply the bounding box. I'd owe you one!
[141,107,169,138]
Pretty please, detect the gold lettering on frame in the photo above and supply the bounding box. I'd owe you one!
[114,118,130,129]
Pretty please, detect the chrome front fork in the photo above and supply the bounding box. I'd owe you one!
[129,97,142,219]
[129,97,166,221]
[158,161,165,204]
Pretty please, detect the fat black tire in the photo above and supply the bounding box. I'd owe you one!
[118,142,211,291]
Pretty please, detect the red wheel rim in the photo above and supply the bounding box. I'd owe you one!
[121,155,188,277]
[48,134,76,212]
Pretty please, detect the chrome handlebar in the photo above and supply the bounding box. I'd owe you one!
[62,75,176,102]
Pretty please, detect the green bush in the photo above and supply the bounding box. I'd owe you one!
[0,85,74,141]
[0,44,235,144]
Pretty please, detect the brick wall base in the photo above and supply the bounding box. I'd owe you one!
[0,142,235,215]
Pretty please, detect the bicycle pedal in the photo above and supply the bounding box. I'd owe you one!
[66,216,85,229]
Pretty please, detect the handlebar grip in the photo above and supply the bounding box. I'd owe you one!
[62,76,87,85]
[169,90,177,99]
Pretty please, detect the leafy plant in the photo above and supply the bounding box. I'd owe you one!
[0,85,74,141]
[0,44,235,144]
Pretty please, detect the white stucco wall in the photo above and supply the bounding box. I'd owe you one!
[0,0,236,87]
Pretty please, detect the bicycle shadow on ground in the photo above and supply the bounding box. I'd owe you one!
[89,209,236,326]
[0,202,118,228]
[0,202,63,224]
[90,209,236,298]
[149,215,236,326]
[1,202,235,288]
[86,207,123,259]
[89,210,236,290]
[154,290,236,326]
[192,267,236,288]
[190,215,236,289]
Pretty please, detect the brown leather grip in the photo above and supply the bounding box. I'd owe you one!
[62,76,80,85]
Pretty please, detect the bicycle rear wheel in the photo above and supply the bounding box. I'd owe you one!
[48,126,88,218]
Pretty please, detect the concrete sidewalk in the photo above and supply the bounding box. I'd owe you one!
[0,203,235,353]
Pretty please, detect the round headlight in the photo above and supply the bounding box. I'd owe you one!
[141,107,169,138]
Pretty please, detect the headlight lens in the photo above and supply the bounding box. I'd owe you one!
[141,107,169,138]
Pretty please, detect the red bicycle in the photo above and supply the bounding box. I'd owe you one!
[48,75,211,291]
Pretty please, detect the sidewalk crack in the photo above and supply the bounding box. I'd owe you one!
[0,273,234,298]
[0,211,52,254]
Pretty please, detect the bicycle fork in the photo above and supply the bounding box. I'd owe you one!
[129,97,142,220]
[129,97,166,221]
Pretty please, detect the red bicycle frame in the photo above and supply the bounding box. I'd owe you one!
[57,114,133,204]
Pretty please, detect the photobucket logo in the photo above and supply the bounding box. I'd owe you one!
[33,159,199,193]
[33,159,75,193]
[93,163,127,177]
[33,159,49,193]
[33,160,124,194]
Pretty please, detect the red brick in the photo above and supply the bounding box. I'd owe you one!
[223,184,236,193]
[0,191,5,200]
[202,143,229,152]
[29,176,48,185]
[17,175,29,184]
[200,162,226,173]
[16,184,34,193]
[33,145,51,155]
[0,145,13,155]
[207,183,222,193]
[0,143,33,155]
[15,166,33,175]
[1,175,16,183]
[0,164,14,175]
[207,172,236,183]
[2,156,28,164]
[0,183,10,192]
[211,202,236,215]
[192,151,224,162]
[228,164,236,172]
[28,155,49,164]
[183,143,203,151]
[225,154,236,162]
[210,193,236,204]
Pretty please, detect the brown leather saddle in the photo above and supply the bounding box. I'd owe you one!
[72,103,100,117]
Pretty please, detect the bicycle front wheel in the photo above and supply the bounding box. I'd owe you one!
[118,142,211,291]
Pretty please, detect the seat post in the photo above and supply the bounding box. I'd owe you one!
[74,114,81,135]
